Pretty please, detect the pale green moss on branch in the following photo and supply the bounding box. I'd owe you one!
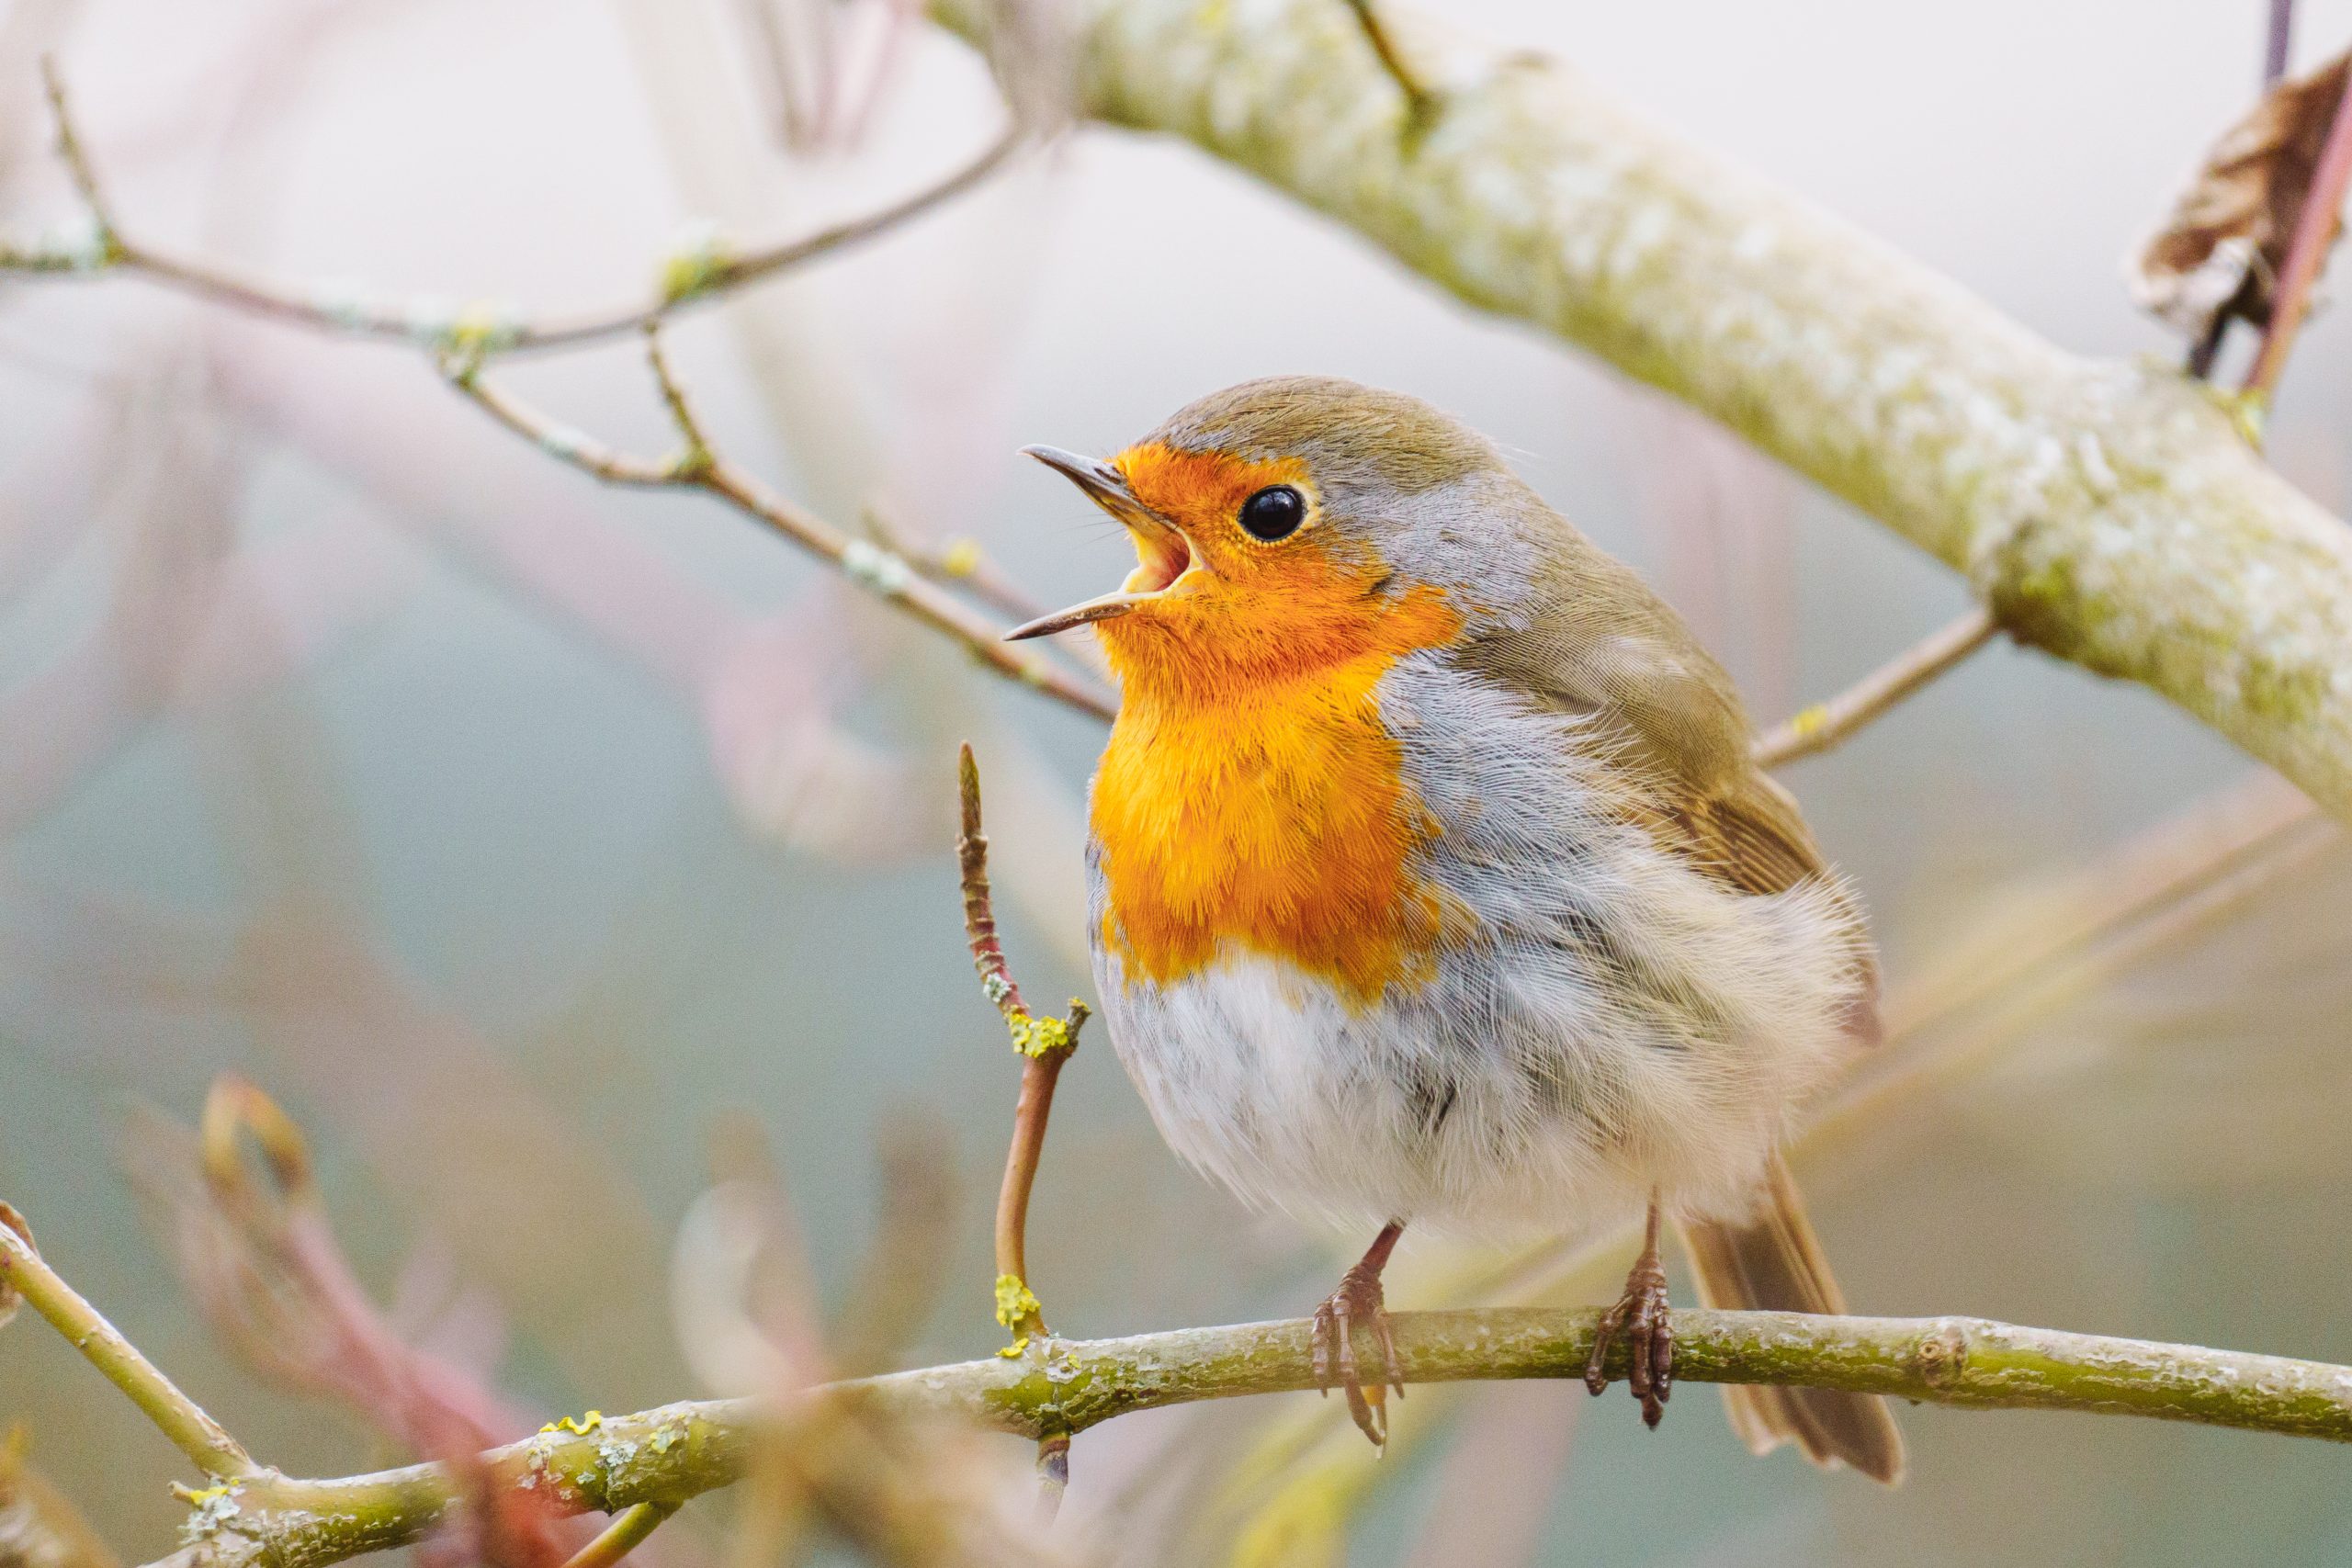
[152,1307,2352,1568]
[933,0,2352,818]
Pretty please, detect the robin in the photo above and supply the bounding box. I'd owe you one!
[1010,377,1903,1482]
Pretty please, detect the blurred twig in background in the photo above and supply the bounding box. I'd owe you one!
[446,328,1116,720]
[735,0,922,152]
[19,58,1024,353]
[6,60,1121,739]
[2267,0,2296,88]
[1338,0,1437,130]
[1752,607,1999,769]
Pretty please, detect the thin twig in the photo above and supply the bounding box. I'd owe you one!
[2242,62,2352,401]
[19,62,1109,726]
[957,743,1089,1507]
[16,63,1024,355]
[37,57,118,244]
[0,1211,255,1481]
[1340,0,1438,128]
[860,507,1049,625]
[2266,0,2295,87]
[444,340,1118,722]
[866,503,1127,688]
[555,1502,677,1568]
[1752,605,1998,768]
[133,1306,2352,1568]
[956,743,1090,1340]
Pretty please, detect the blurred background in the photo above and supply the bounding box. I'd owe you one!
[5,0,2352,1562]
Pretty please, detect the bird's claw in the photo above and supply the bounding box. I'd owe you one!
[1312,1262,1404,1449]
[1584,1249,1673,1427]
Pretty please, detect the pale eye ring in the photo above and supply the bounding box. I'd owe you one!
[1238,484,1306,541]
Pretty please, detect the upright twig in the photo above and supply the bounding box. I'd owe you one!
[444,333,1117,723]
[2242,62,2352,402]
[1751,605,1998,768]
[0,1206,255,1481]
[956,743,1089,1501]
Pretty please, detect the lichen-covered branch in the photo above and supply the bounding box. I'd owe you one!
[154,1306,2352,1568]
[941,0,2352,819]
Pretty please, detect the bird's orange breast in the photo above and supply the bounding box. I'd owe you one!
[1089,576,1464,1010]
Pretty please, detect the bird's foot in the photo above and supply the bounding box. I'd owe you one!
[1312,1259,1403,1448]
[1584,1246,1673,1427]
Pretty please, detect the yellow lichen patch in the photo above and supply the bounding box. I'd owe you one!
[1006,1011,1073,1058]
[941,537,983,578]
[994,1274,1043,1330]
[540,1410,604,1435]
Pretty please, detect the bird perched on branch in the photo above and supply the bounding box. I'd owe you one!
[1012,377,1902,1481]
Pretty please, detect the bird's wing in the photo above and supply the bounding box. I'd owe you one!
[1453,535,1880,1041]
[1453,528,1830,898]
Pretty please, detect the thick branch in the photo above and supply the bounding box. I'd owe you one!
[944,0,2352,819]
[162,1306,2352,1568]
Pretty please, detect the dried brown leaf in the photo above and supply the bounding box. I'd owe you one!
[2134,50,2352,341]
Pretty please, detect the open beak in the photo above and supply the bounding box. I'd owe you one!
[1007,445,1196,641]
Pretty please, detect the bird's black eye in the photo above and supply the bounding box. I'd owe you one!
[1238,484,1306,542]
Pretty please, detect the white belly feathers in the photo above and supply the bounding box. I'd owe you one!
[1088,654,1869,1240]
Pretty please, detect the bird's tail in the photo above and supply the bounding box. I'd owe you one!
[1676,1156,1906,1484]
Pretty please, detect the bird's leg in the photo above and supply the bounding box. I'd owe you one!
[1584,1193,1673,1427]
[1312,1220,1406,1448]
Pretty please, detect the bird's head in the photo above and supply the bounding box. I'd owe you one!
[1011,377,1532,698]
